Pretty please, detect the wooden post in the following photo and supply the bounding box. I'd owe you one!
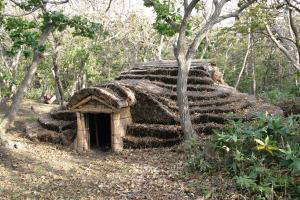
[111,112,123,152]
[76,112,89,152]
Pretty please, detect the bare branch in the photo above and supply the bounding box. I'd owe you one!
[213,0,219,7]
[186,0,256,59]
[8,0,23,7]
[186,0,227,59]
[235,18,253,89]
[260,31,296,44]
[185,0,201,18]
[266,23,300,70]
[105,0,113,12]
[184,0,188,11]
[286,0,300,13]
[218,0,256,21]
[42,0,69,5]
[175,0,201,57]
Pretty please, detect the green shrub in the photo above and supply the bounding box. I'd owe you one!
[188,113,300,199]
[259,86,299,104]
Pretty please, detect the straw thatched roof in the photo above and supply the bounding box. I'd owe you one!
[68,82,136,110]
[38,60,282,148]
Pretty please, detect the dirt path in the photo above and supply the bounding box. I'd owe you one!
[0,101,239,199]
[0,101,197,199]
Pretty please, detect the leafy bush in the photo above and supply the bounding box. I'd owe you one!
[188,113,300,199]
[259,86,299,104]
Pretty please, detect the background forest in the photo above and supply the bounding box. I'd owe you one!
[0,0,299,105]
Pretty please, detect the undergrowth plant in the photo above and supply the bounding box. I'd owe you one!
[188,113,300,199]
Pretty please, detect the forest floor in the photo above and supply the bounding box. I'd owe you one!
[0,101,239,200]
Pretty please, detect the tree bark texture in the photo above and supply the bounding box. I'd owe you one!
[176,56,196,141]
[52,36,64,106]
[157,35,164,60]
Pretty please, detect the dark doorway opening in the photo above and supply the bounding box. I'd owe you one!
[86,113,112,150]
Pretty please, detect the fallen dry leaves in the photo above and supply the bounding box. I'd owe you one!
[0,101,240,200]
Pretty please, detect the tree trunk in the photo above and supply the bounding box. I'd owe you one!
[176,55,196,141]
[0,97,9,115]
[288,9,300,68]
[0,24,53,132]
[52,38,64,106]
[12,48,22,73]
[200,36,209,59]
[266,24,300,71]
[157,35,164,60]
[39,85,47,102]
[171,0,254,145]
[235,21,253,89]
[69,79,77,97]
[82,72,87,89]
[252,62,256,96]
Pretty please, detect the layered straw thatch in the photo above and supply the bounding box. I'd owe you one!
[38,60,283,148]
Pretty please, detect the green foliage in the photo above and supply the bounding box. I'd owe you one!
[259,86,299,104]
[212,23,299,98]
[233,3,274,34]
[42,12,102,39]
[3,8,101,58]
[0,0,105,101]
[69,16,102,39]
[188,114,300,199]
[41,11,69,31]
[144,0,192,36]
[4,17,39,57]
[18,0,43,11]
[188,152,213,173]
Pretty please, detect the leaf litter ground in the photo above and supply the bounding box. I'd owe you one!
[0,101,239,199]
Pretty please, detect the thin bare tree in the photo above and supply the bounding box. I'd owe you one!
[235,17,253,89]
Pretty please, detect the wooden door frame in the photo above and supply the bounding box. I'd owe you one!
[75,111,123,152]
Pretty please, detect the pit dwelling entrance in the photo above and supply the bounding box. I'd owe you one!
[70,95,132,152]
[85,113,112,150]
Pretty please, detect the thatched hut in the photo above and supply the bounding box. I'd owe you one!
[37,60,282,152]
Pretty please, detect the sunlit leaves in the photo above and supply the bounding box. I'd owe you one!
[69,16,102,39]
[254,136,278,155]
[41,11,69,31]
[4,17,37,31]
[4,17,39,57]
[3,9,103,58]
[232,2,276,34]
[212,114,300,198]
[144,0,183,36]
[42,12,102,39]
